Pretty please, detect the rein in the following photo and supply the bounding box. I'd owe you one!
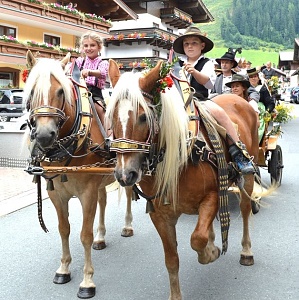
[26,61,112,232]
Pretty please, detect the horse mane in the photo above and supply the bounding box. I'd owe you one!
[157,85,189,203]
[107,71,189,204]
[23,58,72,108]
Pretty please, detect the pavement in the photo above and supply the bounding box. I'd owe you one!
[0,167,47,217]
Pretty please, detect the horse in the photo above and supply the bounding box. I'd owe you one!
[23,50,134,299]
[106,59,261,300]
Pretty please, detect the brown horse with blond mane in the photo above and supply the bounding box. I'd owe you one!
[106,58,262,300]
[23,51,133,299]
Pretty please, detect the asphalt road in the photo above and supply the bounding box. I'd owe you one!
[0,103,299,300]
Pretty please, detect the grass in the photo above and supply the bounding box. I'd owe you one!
[207,48,279,68]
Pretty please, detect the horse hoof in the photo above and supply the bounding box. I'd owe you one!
[77,287,96,299]
[53,273,71,284]
[240,254,254,266]
[121,228,134,237]
[92,241,106,250]
[251,200,260,214]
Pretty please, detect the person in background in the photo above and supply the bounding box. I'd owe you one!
[172,26,254,174]
[225,74,260,125]
[262,61,277,80]
[246,61,252,69]
[211,50,260,103]
[211,49,238,95]
[247,67,276,143]
[247,68,275,112]
[236,57,247,75]
[75,31,108,128]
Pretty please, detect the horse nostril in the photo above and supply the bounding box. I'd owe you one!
[126,171,138,185]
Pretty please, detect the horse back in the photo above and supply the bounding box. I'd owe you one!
[213,94,259,162]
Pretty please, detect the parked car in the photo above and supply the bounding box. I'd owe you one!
[280,87,293,102]
[0,88,24,122]
[290,86,299,104]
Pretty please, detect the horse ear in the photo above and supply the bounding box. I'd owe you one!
[139,60,163,93]
[109,59,120,87]
[61,52,71,68]
[26,50,36,69]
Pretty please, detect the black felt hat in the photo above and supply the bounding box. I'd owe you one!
[225,74,250,88]
[216,50,238,68]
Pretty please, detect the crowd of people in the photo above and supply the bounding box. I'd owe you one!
[76,27,279,176]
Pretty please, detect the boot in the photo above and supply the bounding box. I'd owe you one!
[229,142,254,175]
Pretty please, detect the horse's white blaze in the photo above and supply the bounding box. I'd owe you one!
[118,99,133,137]
[118,100,133,174]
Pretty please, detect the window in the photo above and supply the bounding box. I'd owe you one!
[152,49,160,57]
[0,25,16,37]
[44,34,60,46]
[153,22,159,28]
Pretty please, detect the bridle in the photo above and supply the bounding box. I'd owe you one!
[29,105,68,130]
[109,90,164,176]
[27,63,93,164]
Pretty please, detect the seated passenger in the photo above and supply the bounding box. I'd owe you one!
[173,26,254,174]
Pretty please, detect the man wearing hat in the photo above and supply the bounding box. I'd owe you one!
[172,27,254,174]
[211,49,238,95]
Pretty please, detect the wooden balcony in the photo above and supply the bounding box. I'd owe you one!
[160,7,192,29]
[0,0,112,33]
[0,40,79,61]
[111,57,164,71]
[104,28,178,50]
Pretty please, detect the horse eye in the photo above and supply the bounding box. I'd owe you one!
[138,114,147,123]
[57,88,64,98]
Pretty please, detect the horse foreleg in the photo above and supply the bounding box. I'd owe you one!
[239,188,254,266]
[191,193,220,264]
[121,186,134,237]
[78,190,98,298]
[50,193,72,285]
[150,209,181,300]
[93,188,107,250]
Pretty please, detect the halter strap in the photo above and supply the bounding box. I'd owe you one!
[110,138,151,153]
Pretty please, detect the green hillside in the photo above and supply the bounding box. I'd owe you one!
[199,0,280,67]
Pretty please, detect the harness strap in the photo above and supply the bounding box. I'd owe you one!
[88,94,107,139]
[196,104,230,254]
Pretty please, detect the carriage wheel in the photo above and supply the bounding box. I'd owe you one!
[268,145,283,186]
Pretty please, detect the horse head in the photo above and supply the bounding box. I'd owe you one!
[107,59,189,200]
[24,50,73,153]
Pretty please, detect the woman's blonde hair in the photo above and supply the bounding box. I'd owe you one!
[79,31,103,52]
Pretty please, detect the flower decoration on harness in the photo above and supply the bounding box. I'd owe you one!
[142,58,178,105]
[22,69,30,83]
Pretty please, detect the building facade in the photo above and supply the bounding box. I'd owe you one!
[0,0,213,88]
[0,0,137,87]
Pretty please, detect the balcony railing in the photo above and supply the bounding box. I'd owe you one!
[160,7,193,29]
[111,57,165,71]
[0,0,111,32]
[104,28,178,50]
[0,40,79,60]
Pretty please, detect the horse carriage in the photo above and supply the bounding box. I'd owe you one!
[257,121,283,186]
[23,51,271,300]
